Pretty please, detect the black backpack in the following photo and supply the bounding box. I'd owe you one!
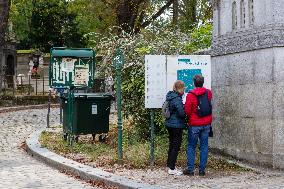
[190,90,212,117]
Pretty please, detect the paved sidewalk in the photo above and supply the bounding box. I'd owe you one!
[0,108,97,189]
[1,107,284,189]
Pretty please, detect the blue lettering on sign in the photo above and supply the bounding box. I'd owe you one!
[178,59,191,64]
[177,69,202,93]
[178,58,208,66]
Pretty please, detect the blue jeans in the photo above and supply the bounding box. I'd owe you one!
[187,125,211,172]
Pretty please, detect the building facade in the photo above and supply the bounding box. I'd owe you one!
[211,0,284,168]
[0,42,17,89]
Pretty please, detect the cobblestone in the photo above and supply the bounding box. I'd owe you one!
[0,108,96,189]
[1,108,284,189]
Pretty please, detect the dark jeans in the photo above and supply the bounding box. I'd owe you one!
[167,127,183,170]
[187,125,211,172]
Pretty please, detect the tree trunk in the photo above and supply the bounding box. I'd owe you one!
[173,0,178,25]
[0,0,10,46]
[116,0,143,33]
[0,0,10,90]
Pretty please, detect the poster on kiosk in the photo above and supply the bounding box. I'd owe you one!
[145,55,211,109]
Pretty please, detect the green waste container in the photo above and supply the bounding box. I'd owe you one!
[61,93,112,137]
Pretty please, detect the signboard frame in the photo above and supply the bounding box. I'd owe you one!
[145,55,211,109]
[49,47,95,89]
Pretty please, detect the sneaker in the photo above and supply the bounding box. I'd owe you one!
[183,169,194,176]
[168,169,183,176]
[199,171,205,176]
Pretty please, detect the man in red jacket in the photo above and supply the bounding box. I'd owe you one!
[183,75,212,176]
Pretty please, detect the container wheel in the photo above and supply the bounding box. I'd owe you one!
[99,134,106,143]
[75,135,79,143]
[63,133,68,141]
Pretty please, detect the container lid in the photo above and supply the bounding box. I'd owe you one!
[74,93,112,98]
[51,48,94,58]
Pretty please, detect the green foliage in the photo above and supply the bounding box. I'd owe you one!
[9,0,87,52]
[184,23,212,53]
[89,24,212,139]
[178,0,212,31]
[68,0,116,35]
[9,0,33,44]
[28,0,86,52]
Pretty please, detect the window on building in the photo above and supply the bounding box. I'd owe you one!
[240,0,245,28]
[249,0,254,25]
[232,1,237,30]
[217,2,221,35]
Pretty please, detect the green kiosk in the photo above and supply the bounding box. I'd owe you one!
[49,47,112,144]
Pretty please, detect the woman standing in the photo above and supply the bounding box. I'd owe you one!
[165,80,186,176]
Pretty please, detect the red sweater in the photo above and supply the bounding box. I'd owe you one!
[184,87,212,126]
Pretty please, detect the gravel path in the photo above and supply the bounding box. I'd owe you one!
[114,168,284,189]
[0,108,97,189]
[1,107,284,189]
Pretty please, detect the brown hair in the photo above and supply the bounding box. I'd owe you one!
[193,74,204,87]
[173,80,185,94]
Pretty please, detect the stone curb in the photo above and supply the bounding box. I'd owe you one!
[0,104,59,114]
[26,129,161,189]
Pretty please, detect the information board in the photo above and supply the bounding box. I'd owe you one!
[145,55,167,109]
[145,55,211,108]
[49,48,95,88]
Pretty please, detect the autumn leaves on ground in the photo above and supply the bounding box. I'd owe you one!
[40,123,251,178]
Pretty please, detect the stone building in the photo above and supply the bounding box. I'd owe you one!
[0,41,17,89]
[211,0,284,168]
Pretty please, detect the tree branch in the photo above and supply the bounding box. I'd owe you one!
[100,0,114,9]
[141,0,174,29]
[129,0,145,29]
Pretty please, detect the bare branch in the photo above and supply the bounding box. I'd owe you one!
[141,0,174,29]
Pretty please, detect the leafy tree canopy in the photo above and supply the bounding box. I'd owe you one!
[9,0,32,42]
[28,0,86,52]
[91,23,212,138]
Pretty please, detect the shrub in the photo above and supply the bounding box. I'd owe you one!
[87,23,212,139]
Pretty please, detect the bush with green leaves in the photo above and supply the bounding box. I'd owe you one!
[88,23,212,140]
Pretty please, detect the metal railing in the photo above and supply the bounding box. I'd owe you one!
[0,74,49,96]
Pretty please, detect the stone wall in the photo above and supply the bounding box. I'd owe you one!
[17,52,49,77]
[211,47,284,169]
[16,53,50,93]
[0,48,3,89]
[211,0,284,169]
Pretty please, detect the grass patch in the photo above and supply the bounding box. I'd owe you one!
[40,124,251,173]
[17,49,33,54]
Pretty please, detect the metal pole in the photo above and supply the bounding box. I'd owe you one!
[47,88,51,128]
[0,75,1,96]
[36,76,38,95]
[28,75,31,95]
[13,76,15,96]
[150,109,155,167]
[43,75,45,95]
[3,78,6,95]
[113,48,124,164]
[116,67,123,164]
[20,76,23,95]
[68,89,74,146]
[59,93,62,124]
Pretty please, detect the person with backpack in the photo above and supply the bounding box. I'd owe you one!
[163,80,186,176]
[183,75,212,176]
